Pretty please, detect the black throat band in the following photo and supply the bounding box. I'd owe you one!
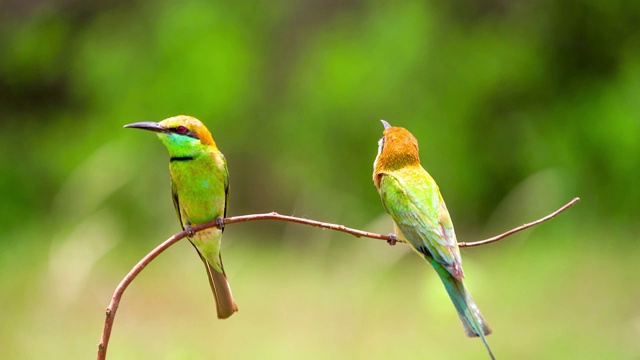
[170,156,195,162]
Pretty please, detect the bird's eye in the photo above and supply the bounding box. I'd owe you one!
[176,126,188,134]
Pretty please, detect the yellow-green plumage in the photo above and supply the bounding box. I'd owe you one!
[125,115,238,319]
[373,120,493,359]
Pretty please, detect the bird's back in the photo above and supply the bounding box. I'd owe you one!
[379,165,463,278]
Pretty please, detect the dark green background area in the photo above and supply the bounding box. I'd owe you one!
[1,1,638,359]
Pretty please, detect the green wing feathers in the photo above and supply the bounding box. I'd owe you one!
[379,170,463,278]
[222,154,230,220]
[170,177,183,227]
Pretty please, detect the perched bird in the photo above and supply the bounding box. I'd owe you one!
[373,120,493,359]
[124,115,238,319]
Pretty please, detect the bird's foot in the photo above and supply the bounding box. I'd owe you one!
[215,216,225,231]
[386,233,398,246]
[185,224,195,237]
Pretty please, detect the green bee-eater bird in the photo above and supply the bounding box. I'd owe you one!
[373,120,493,359]
[124,115,238,319]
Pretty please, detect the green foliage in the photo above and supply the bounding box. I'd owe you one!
[0,0,638,358]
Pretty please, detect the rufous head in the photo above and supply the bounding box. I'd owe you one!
[374,120,420,174]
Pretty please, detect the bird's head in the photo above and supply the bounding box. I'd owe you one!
[374,120,421,174]
[124,115,217,157]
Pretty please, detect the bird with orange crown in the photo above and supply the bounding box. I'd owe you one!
[373,120,494,359]
[125,115,238,319]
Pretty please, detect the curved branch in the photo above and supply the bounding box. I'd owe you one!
[97,197,580,359]
[458,197,580,247]
[97,230,189,360]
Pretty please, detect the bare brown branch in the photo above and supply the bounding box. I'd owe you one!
[458,197,581,247]
[97,197,580,359]
[97,230,189,360]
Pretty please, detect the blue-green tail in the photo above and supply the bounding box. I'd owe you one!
[429,259,495,359]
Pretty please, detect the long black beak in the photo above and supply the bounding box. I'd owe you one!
[123,121,168,133]
[380,119,391,129]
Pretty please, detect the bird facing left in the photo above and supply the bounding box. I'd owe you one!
[124,115,238,319]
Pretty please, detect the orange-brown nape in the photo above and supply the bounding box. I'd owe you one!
[375,125,421,174]
[159,115,217,147]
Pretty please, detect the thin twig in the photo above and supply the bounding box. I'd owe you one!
[458,197,581,247]
[224,212,392,241]
[97,197,579,359]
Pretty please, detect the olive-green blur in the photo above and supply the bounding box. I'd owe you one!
[1,0,638,359]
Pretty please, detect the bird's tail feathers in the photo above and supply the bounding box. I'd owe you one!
[194,248,238,319]
[204,258,238,319]
[431,260,494,359]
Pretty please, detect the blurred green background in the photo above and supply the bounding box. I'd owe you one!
[1,0,639,359]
